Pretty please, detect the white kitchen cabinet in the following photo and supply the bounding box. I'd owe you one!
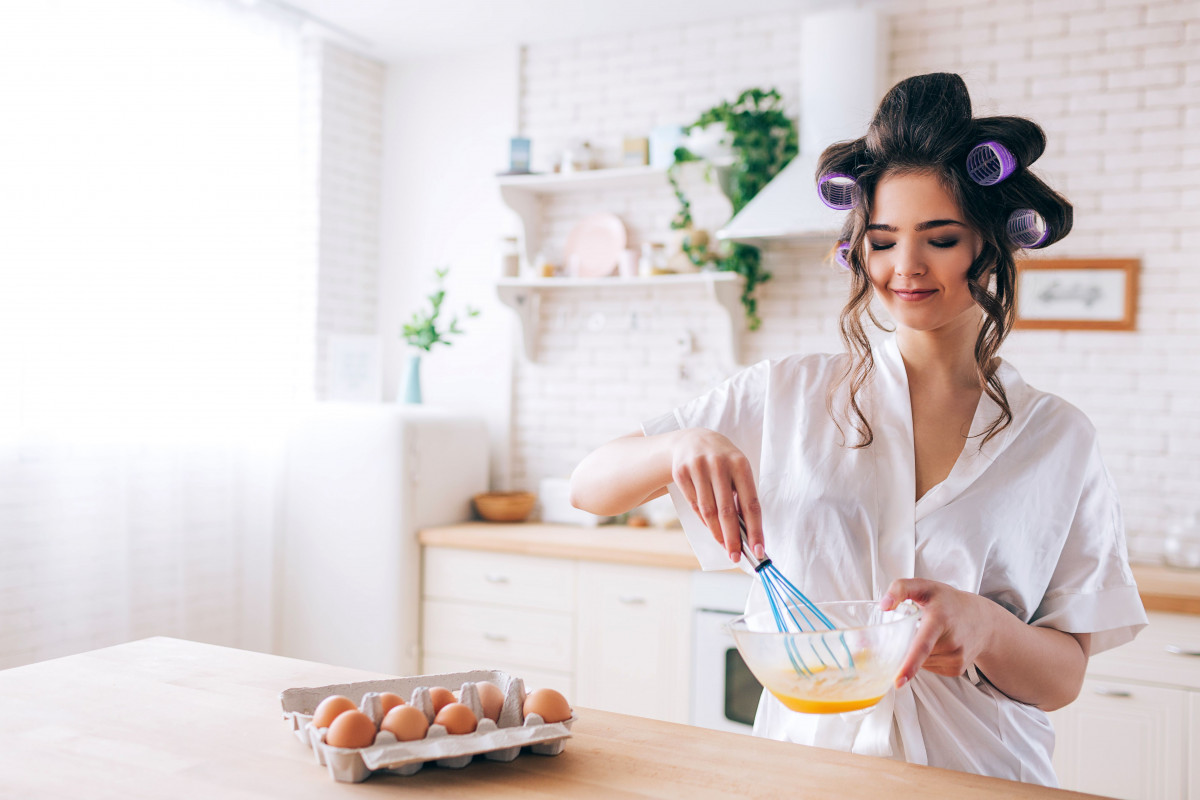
[1050,611,1200,799]
[1051,679,1186,799]
[420,546,693,723]
[574,561,692,723]
[1190,692,1200,799]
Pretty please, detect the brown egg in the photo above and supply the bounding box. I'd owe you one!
[325,710,377,749]
[379,692,405,715]
[381,704,429,742]
[312,695,357,729]
[428,686,456,714]
[523,688,571,723]
[433,702,477,735]
[476,681,504,722]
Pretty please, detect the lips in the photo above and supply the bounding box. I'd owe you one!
[891,288,937,301]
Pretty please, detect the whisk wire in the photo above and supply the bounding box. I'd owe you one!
[739,517,856,674]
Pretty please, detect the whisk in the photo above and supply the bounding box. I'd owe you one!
[738,517,854,677]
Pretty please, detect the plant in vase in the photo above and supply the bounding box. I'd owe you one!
[667,87,798,330]
[399,266,480,403]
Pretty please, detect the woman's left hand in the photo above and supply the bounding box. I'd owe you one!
[880,578,991,688]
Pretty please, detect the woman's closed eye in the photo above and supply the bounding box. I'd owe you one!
[930,238,960,249]
[868,240,894,251]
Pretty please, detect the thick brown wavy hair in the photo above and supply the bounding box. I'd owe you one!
[818,72,1073,448]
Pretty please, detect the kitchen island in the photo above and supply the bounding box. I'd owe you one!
[0,637,1103,799]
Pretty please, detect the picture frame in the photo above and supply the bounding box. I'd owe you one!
[1014,258,1139,331]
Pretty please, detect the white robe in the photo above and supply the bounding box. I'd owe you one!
[643,336,1147,786]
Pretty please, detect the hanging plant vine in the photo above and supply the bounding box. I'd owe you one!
[667,87,798,330]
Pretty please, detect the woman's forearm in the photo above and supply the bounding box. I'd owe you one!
[569,430,683,516]
[975,601,1091,711]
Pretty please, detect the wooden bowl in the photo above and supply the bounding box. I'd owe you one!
[473,491,537,523]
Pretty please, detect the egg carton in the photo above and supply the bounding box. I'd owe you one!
[280,669,576,783]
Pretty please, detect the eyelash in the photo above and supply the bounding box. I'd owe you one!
[868,239,959,251]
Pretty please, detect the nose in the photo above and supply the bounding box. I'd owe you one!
[893,243,926,278]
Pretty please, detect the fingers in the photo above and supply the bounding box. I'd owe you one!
[880,578,934,611]
[896,616,940,688]
[732,463,764,561]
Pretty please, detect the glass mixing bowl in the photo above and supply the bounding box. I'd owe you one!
[728,600,921,714]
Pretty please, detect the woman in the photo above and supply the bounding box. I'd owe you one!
[569,73,1146,785]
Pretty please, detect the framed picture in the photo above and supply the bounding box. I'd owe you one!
[1014,258,1138,331]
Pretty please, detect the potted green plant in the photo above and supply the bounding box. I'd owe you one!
[668,88,798,330]
[399,266,480,403]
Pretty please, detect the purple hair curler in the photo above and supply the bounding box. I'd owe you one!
[967,141,1017,186]
[835,241,852,270]
[817,172,858,210]
[1007,208,1049,248]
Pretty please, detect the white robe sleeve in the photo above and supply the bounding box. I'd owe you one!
[1029,437,1147,654]
[641,360,770,572]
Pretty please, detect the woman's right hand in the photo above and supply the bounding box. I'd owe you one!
[670,428,763,564]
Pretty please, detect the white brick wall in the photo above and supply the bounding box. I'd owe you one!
[513,0,1200,558]
[311,40,386,399]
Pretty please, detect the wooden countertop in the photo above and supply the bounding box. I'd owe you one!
[422,523,1200,614]
[419,521,701,569]
[0,637,1101,799]
[1131,563,1200,615]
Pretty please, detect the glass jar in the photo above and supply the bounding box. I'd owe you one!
[499,237,520,278]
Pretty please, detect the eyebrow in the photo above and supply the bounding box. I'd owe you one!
[866,219,966,233]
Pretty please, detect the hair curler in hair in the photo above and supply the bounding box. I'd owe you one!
[1007,208,1050,248]
[817,172,859,210]
[835,241,852,270]
[966,141,1017,186]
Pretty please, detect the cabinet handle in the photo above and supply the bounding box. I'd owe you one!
[1092,687,1132,698]
[1165,643,1200,657]
[618,595,646,605]
[484,573,509,584]
[483,633,509,642]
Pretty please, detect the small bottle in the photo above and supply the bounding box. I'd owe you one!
[638,243,655,278]
[499,237,520,278]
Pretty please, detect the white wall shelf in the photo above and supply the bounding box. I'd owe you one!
[498,166,671,265]
[496,272,746,365]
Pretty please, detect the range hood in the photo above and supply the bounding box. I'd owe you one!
[718,7,886,243]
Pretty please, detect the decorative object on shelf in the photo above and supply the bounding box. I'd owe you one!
[499,236,521,278]
[559,140,595,173]
[563,212,627,277]
[649,125,685,169]
[1013,258,1138,331]
[667,88,798,330]
[399,266,480,403]
[617,248,638,277]
[622,137,649,167]
[507,137,531,174]
[473,491,538,522]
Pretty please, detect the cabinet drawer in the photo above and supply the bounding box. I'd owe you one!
[1051,678,1187,799]
[423,548,576,612]
[420,654,574,699]
[422,599,574,672]
[1088,611,1200,690]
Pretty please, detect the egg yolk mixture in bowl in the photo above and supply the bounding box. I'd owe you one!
[728,600,921,714]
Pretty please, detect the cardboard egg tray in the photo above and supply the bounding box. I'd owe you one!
[280,669,577,783]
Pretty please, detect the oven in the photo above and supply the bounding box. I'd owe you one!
[690,570,762,735]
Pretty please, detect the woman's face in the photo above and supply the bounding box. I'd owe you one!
[865,171,984,336]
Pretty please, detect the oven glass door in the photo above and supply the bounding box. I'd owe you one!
[692,609,762,733]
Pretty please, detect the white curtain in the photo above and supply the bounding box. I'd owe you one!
[0,0,316,667]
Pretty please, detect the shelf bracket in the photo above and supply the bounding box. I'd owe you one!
[705,276,746,367]
[496,283,541,361]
